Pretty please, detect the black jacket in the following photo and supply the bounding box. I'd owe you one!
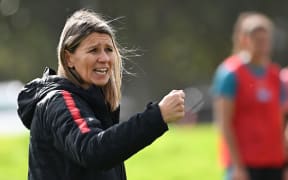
[17,68,168,180]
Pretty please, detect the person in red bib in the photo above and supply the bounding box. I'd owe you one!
[280,65,288,180]
[212,12,285,180]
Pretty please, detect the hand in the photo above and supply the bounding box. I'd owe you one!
[158,90,185,123]
[232,166,249,180]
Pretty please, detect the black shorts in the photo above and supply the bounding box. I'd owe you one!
[247,167,283,180]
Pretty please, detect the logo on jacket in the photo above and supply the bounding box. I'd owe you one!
[256,87,271,102]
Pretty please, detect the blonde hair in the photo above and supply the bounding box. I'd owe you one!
[232,11,274,53]
[57,9,122,111]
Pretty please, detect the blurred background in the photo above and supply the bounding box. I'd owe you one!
[1,0,288,179]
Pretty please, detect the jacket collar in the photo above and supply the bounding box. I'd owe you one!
[44,67,117,127]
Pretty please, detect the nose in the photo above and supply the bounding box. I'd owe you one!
[97,50,110,63]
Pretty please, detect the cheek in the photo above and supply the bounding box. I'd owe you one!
[109,55,116,68]
[76,57,92,77]
[253,35,271,51]
[256,41,271,52]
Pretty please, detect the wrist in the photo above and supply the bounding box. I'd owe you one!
[158,103,167,123]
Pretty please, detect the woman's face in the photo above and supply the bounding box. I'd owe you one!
[241,29,272,61]
[66,32,115,88]
[249,29,272,60]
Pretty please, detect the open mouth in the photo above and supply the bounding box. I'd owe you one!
[93,68,109,75]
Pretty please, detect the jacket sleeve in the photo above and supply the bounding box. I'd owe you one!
[44,90,168,170]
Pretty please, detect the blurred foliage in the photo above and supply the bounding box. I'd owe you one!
[1,0,288,110]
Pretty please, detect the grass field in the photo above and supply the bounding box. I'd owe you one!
[0,124,222,180]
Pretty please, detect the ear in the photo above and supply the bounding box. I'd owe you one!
[64,50,74,68]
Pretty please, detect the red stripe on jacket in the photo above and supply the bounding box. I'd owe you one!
[61,90,91,133]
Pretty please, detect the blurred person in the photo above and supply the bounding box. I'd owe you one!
[280,66,288,180]
[281,67,288,125]
[212,12,285,180]
[17,9,185,180]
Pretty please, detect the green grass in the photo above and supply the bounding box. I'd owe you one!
[0,125,222,180]
[126,125,222,180]
[0,134,29,180]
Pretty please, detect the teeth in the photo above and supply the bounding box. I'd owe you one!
[94,68,108,74]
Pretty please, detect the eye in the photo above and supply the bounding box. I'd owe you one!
[105,47,113,53]
[89,48,98,53]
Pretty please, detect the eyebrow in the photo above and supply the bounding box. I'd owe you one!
[85,43,113,50]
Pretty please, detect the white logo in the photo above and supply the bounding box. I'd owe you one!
[256,87,271,102]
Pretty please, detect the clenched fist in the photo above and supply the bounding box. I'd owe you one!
[158,90,185,123]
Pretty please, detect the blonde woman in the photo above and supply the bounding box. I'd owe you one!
[17,9,185,180]
[212,12,285,180]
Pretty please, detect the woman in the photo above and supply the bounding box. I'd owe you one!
[17,9,185,180]
[212,12,285,180]
[281,65,288,180]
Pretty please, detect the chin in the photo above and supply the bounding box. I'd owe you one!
[93,80,110,87]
